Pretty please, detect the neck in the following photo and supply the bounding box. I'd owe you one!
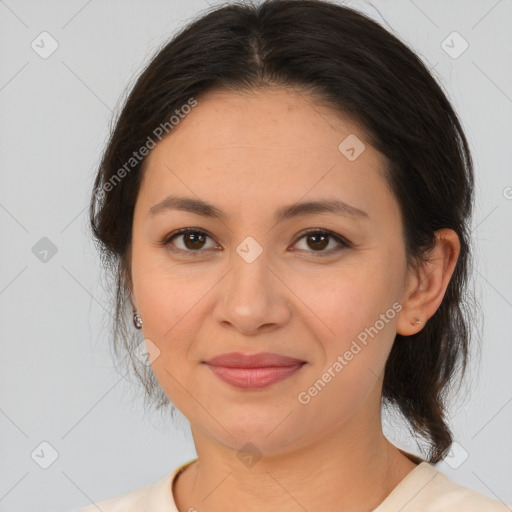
[174,422,418,512]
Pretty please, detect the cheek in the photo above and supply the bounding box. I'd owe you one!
[297,260,402,406]
[304,263,399,342]
[131,239,210,328]
[135,272,211,342]
[133,269,211,408]
[293,270,399,422]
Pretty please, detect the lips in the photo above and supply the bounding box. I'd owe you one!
[204,351,305,368]
[203,352,306,389]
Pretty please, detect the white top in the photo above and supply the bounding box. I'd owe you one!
[75,458,510,511]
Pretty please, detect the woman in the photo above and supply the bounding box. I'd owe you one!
[79,0,509,510]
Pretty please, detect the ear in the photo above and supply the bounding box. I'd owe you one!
[396,228,460,336]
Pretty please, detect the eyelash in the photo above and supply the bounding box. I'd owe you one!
[159,228,352,257]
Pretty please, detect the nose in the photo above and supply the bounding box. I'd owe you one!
[213,250,292,336]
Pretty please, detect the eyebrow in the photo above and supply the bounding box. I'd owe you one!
[148,194,369,222]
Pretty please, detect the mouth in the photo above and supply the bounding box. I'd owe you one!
[202,352,307,389]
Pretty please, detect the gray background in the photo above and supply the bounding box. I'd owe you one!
[0,0,511,510]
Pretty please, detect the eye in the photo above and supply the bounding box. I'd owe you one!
[292,229,351,255]
[160,228,351,257]
[161,228,218,255]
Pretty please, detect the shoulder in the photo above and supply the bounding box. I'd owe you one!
[75,479,162,512]
[425,467,509,511]
[74,467,180,512]
[73,459,197,512]
[382,462,510,512]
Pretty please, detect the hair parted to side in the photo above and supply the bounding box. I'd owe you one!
[89,0,475,464]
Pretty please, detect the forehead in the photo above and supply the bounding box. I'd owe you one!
[147,87,370,164]
[137,87,395,222]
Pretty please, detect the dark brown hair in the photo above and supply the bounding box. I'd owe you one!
[89,0,475,464]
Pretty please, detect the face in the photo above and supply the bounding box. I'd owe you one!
[129,88,411,455]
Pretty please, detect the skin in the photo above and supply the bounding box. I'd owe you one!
[128,87,460,512]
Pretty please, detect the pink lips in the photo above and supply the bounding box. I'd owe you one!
[203,352,306,389]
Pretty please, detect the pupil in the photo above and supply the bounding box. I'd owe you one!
[185,232,204,250]
[308,233,328,250]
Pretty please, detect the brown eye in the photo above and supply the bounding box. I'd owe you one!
[293,229,351,255]
[161,228,351,257]
[162,228,217,254]
[181,231,207,250]
[305,232,330,251]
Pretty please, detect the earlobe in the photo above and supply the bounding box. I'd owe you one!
[396,229,460,337]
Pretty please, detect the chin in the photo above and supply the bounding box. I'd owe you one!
[204,418,306,458]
